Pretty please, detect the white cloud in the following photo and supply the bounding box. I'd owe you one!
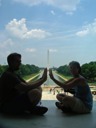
[25,48,36,53]
[50,0,80,12]
[76,29,89,37]
[13,0,42,6]
[51,10,55,15]
[0,39,14,63]
[0,38,14,48]
[13,0,80,13]
[25,29,50,39]
[76,18,96,37]
[6,18,51,39]
[90,18,96,32]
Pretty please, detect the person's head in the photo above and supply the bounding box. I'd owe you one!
[7,53,21,71]
[69,61,81,77]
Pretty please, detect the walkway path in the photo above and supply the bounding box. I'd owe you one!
[26,73,40,82]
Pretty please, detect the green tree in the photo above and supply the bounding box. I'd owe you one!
[81,62,96,82]
[57,65,71,76]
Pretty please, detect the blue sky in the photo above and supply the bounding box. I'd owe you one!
[0,0,96,67]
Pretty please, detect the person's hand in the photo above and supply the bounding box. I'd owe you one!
[49,69,54,80]
[42,68,47,81]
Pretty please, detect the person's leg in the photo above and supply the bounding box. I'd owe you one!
[55,95,78,113]
[27,88,48,115]
[62,95,76,107]
[62,96,91,114]
[1,89,48,115]
[36,87,42,105]
[28,88,42,107]
[71,98,91,114]
[55,93,67,109]
[1,93,32,115]
[56,93,66,103]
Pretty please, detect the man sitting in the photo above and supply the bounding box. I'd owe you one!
[0,53,48,115]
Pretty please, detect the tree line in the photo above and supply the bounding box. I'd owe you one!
[1,61,96,82]
[56,61,96,82]
[0,64,40,77]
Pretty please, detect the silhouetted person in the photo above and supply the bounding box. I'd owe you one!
[0,53,48,115]
[49,61,93,114]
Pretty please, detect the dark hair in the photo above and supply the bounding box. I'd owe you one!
[7,53,21,65]
[69,61,81,73]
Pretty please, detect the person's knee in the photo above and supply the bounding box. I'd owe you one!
[56,93,66,102]
[56,94,63,102]
[56,94,60,100]
[28,89,42,98]
[37,86,42,93]
[28,89,42,104]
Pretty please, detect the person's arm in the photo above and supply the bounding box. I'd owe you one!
[15,68,47,92]
[49,69,82,89]
[64,78,75,84]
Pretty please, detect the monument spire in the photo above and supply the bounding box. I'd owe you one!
[47,49,49,70]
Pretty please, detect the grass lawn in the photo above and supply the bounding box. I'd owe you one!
[23,73,39,81]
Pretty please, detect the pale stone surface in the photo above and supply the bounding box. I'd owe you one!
[42,91,57,100]
[42,91,96,101]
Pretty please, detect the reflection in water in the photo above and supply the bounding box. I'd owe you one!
[44,71,65,86]
[45,75,56,86]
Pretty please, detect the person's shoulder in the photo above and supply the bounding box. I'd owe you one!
[3,70,11,75]
[2,69,14,78]
[74,75,85,83]
[78,75,87,85]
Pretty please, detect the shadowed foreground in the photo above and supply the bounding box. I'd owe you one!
[0,99,96,128]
